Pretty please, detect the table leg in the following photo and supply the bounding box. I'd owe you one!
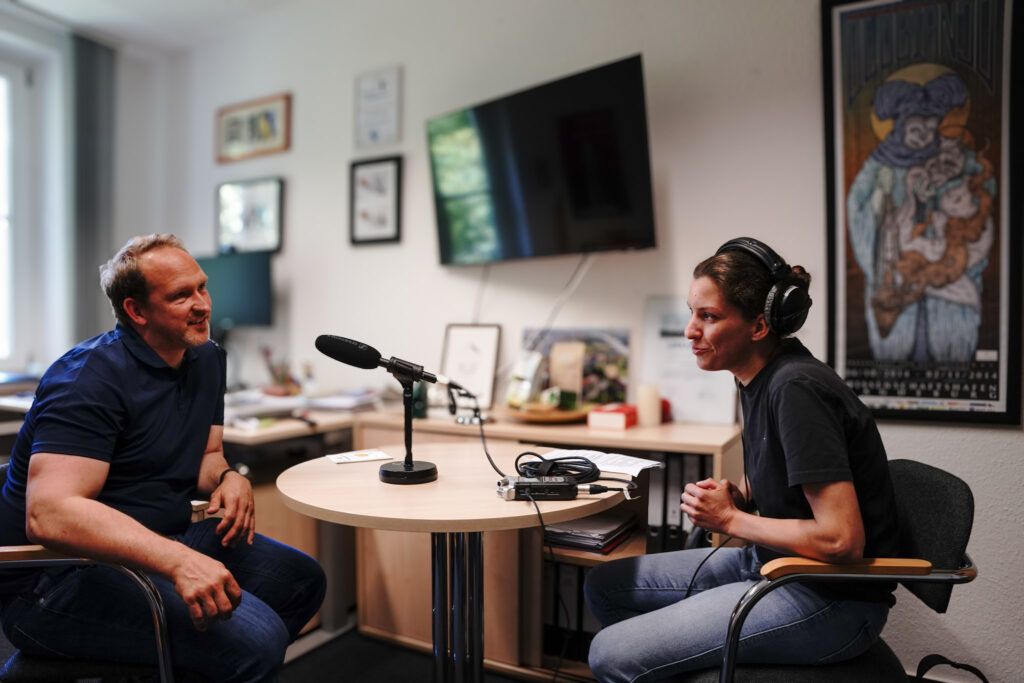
[432,533,449,683]
[467,532,483,683]
[451,533,467,683]
[433,531,485,683]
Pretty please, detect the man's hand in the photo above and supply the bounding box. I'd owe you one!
[171,552,243,631]
[204,471,255,547]
[681,478,741,535]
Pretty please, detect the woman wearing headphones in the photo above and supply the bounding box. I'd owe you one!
[584,238,900,681]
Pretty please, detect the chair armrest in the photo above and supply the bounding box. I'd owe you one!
[760,556,932,579]
[0,544,88,563]
[191,499,210,522]
[190,499,225,523]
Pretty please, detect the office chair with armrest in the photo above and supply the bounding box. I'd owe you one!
[677,458,978,683]
[0,463,217,683]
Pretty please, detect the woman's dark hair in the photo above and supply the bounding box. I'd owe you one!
[693,250,812,329]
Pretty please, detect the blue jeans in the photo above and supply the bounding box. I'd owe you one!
[0,519,326,683]
[583,546,889,682]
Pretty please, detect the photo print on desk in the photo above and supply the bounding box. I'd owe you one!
[350,155,402,245]
[440,323,501,409]
[522,327,629,404]
[823,0,1022,424]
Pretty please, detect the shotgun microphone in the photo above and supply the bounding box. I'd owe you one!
[314,334,463,388]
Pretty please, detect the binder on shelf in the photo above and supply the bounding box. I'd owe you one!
[664,454,685,551]
[646,454,666,553]
[682,453,701,538]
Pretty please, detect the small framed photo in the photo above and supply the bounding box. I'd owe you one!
[350,155,402,245]
[216,177,283,253]
[441,324,502,409]
[216,93,291,164]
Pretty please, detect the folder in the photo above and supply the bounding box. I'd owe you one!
[664,454,684,551]
[646,454,666,553]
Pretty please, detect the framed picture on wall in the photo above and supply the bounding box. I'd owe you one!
[216,93,292,164]
[216,177,283,253]
[350,155,402,245]
[440,324,501,409]
[822,0,1022,424]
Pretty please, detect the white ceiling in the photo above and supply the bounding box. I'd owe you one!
[14,0,287,53]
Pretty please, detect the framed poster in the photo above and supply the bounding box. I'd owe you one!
[823,0,1022,424]
[216,93,291,164]
[440,323,501,409]
[350,156,402,245]
[216,177,283,253]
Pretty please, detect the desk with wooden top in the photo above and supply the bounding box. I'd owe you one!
[204,409,745,680]
[277,440,623,682]
[252,409,741,681]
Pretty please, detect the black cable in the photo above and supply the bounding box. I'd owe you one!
[683,474,752,599]
[525,492,568,682]
[515,451,599,482]
[454,389,506,479]
[683,536,733,599]
[513,451,639,493]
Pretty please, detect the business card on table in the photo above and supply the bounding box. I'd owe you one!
[326,449,392,464]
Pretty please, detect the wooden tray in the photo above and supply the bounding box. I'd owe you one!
[492,406,589,424]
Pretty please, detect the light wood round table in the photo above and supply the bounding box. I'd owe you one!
[277,440,625,682]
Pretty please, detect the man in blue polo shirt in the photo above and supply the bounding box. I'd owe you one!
[0,234,325,682]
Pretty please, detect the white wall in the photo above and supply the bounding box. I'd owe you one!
[115,1,1023,680]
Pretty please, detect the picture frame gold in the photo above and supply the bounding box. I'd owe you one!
[216,93,292,164]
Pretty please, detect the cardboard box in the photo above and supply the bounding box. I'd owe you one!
[587,403,638,430]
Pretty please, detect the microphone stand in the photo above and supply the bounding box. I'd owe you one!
[379,374,438,484]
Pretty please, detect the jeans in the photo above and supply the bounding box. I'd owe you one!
[0,519,327,683]
[583,545,889,683]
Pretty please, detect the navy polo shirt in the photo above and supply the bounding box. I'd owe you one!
[0,324,226,554]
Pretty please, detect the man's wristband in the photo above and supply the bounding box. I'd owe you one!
[218,466,239,486]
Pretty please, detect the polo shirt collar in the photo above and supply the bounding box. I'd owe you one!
[115,322,199,370]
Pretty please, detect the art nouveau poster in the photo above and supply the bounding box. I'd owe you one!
[824,0,1021,423]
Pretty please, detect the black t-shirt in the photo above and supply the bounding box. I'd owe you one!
[739,339,899,604]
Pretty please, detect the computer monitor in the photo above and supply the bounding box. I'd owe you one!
[194,250,273,345]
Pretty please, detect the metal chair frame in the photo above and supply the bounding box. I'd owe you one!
[717,554,978,683]
[0,458,193,683]
[0,547,174,683]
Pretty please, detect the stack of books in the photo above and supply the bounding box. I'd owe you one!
[544,508,636,554]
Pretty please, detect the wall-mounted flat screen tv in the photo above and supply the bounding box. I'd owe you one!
[427,54,656,266]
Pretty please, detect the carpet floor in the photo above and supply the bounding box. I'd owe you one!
[278,629,524,682]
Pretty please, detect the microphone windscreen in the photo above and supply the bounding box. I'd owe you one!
[315,335,381,369]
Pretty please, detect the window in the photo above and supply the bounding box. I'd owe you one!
[0,64,15,359]
[0,50,54,370]
[0,12,73,372]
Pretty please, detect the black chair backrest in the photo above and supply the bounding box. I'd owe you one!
[889,458,974,613]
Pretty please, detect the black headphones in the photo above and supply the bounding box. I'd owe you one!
[715,237,812,336]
